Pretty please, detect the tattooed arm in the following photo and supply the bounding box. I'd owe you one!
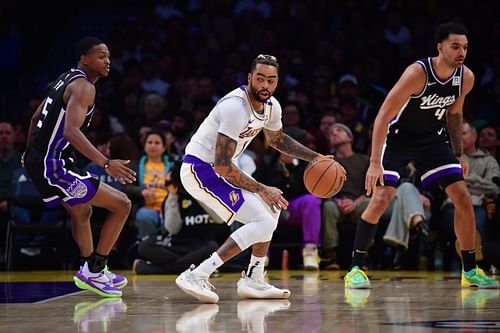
[213,133,288,211]
[446,66,474,157]
[263,127,322,162]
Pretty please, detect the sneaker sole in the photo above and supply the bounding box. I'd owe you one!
[175,276,219,303]
[461,280,500,289]
[345,282,371,289]
[237,286,291,299]
[73,276,122,298]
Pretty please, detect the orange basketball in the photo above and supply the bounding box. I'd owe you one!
[303,157,346,198]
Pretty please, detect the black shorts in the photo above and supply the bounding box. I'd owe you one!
[24,147,99,208]
[382,134,463,189]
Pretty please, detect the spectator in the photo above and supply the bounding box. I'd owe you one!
[133,162,220,274]
[134,130,174,239]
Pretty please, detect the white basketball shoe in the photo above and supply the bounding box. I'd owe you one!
[175,264,219,303]
[237,271,291,299]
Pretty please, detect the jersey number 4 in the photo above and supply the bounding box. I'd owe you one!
[434,108,446,121]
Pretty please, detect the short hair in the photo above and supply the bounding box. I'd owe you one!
[435,22,469,44]
[250,54,279,72]
[76,36,104,61]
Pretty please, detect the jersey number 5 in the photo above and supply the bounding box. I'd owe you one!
[434,108,446,121]
[36,97,53,129]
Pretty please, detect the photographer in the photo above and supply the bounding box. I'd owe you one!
[133,162,219,274]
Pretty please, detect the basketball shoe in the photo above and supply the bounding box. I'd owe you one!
[102,266,128,288]
[176,264,219,303]
[344,266,371,289]
[176,304,219,333]
[302,244,320,270]
[73,262,122,298]
[461,267,499,289]
[237,271,291,299]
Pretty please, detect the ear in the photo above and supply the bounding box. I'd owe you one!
[437,42,443,54]
[247,73,251,84]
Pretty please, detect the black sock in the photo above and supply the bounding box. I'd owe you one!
[80,256,91,268]
[351,218,378,269]
[88,252,108,273]
[461,250,476,272]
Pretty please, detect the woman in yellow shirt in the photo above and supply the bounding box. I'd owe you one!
[135,130,174,238]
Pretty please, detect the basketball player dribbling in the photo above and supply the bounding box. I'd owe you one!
[175,54,335,303]
[344,22,499,289]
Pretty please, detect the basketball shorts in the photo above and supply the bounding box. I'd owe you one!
[180,155,280,225]
[24,147,99,208]
[382,136,463,189]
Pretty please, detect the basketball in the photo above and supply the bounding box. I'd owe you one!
[303,157,346,198]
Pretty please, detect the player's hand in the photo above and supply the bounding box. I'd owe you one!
[365,162,384,196]
[458,155,469,176]
[257,185,289,213]
[105,159,137,184]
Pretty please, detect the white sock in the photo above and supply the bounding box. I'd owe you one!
[247,254,265,280]
[193,252,224,276]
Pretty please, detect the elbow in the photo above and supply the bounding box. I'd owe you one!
[63,127,77,142]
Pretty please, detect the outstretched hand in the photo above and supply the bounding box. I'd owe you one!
[105,159,137,184]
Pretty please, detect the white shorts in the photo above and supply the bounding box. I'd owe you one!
[181,155,279,225]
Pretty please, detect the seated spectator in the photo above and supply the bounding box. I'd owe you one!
[321,123,389,269]
[0,121,22,246]
[382,164,433,269]
[134,130,174,239]
[133,162,219,274]
[477,125,500,164]
[253,128,323,270]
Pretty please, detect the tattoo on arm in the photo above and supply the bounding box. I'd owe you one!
[214,133,263,193]
[265,129,319,161]
[447,112,463,155]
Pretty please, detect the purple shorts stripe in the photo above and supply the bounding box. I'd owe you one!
[384,173,399,184]
[184,155,244,213]
[422,167,463,188]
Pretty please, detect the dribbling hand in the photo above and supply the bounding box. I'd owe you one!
[105,159,137,184]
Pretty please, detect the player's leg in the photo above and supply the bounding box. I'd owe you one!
[345,186,396,289]
[87,182,132,288]
[445,181,499,288]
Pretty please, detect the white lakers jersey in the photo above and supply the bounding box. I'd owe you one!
[185,85,282,163]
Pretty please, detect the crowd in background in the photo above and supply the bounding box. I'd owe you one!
[0,0,499,272]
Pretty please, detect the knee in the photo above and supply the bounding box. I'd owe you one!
[323,200,340,218]
[73,205,92,225]
[369,192,393,213]
[260,217,278,240]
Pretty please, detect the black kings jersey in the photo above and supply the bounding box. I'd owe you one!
[387,57,463,146]
[29,68,95,158]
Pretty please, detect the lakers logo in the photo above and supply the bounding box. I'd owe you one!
[229,190,240,206]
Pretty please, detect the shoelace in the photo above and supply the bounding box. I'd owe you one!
[193,275,216,291]
[102,266,116,280]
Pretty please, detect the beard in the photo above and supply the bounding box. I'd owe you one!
[249,83,272,103]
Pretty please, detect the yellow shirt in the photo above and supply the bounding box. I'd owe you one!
[142,160,168,212]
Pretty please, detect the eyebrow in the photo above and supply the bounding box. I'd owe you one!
[255,72,278,79]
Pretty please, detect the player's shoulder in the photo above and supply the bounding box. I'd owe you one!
[463,65,474,80]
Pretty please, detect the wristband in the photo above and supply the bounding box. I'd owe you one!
[103,159,111,169]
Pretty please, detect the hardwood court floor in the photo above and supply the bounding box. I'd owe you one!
[0,270,499,332]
